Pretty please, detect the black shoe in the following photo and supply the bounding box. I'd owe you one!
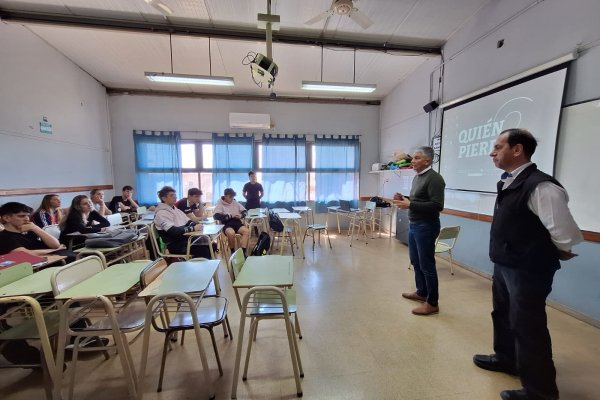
[500,388,555,400]
[473,354,518,376]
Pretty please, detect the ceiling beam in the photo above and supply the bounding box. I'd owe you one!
[0,10,441,55]
[107,88,381,105]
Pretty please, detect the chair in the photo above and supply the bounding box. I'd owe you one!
[144,258,232,392]
[435,226,461,275]
[348,202,376,246]
[228,248,246,284]
[0,296,59,400]
[148,223,194,261]
[51,256,152,400]
[302,223,332,256]
[231,286,304,399]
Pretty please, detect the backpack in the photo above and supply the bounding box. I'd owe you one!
[251,232,271,256]
[84,229,139,248]
[370,196,391,208]
[268,210,284,232]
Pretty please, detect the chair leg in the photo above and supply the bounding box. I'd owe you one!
[243,319,259,380]
[157,332,173,392]
[225,316,233,340]
[325,229,332,249]
[449,251,454,275]
[207,327,223,376]
[284,315,303,397]
[294,312,303,340]
[68,336,82,400]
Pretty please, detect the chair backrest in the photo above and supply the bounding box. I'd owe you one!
[51,256,104,295]
[436,226,461,249]
[43,224,61,240]
[107,213,124,226]
[229,248,246,280]
[140,258,169,288]
[242,286,290,317]
[148,223,165,257]
[365,201,376,212]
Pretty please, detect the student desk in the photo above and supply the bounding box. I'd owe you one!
[184,223,225,259]
[232,255,294,308]
[275,213,304,257]
[136,260,221,400]
[52,260,151,400]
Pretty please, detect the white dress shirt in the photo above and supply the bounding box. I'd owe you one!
[502,162,583,251]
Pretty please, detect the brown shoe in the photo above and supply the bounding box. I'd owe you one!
[402,292,427,303]
[412,303,439,316]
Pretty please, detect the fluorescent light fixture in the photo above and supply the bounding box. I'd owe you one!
[145,72,234,86]
[301,81,376,93]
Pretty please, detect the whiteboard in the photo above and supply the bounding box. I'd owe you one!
[554,99,600,232]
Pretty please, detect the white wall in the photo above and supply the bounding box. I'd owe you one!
[378,56,441,197]
[380,0,600,322]
[0,23,113,208]
[108,94,380,201]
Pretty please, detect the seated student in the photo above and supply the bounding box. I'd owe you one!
[59,195,110,247]
[213,188,250,255]
[154,186,212,259]
[0,202,75,260]
[108,185,139,213]
[90,188,112,216]
[32,194,65,228]
[175,187,205,223]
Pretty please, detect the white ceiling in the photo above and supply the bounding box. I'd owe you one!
[0,0,490,101]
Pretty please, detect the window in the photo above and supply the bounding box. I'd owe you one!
[260,134,307,208]
[133,130,182,205]
[180,141,213,203]
[314,135,360,212]
[174,135,359,211]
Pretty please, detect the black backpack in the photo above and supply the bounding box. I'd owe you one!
[370,196,391,208]
[251,232,271,256]
[268,210,284,232]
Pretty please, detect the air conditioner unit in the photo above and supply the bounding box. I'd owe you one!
[229,113,271,129]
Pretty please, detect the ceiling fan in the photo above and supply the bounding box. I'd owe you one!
[144,0,173,15]
[305,0,373,29]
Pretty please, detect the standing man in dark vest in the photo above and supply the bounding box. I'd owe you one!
[473,129,582,400]
[394,146,446,316]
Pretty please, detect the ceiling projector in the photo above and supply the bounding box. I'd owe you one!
[251,53,278,87]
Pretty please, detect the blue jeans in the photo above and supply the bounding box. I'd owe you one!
[408,220,440,306]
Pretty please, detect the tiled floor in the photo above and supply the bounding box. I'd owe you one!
[3,231,600,399]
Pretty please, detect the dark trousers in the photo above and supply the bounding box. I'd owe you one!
[492,263,559,399]
[408,220,440,306]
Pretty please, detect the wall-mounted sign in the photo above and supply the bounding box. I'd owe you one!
[40,116,52,134]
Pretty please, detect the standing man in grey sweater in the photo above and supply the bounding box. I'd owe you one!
[394,146,445,315]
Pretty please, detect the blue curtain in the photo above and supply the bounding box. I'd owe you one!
[212,133,254,204]
[133,130,182,206]
[261,134,307,209]
[315,135,360,212]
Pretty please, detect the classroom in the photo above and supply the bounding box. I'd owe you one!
[1,1,599,399]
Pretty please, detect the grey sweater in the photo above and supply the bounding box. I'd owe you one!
[408,169,445,222]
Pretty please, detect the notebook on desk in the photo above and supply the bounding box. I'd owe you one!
[0,251,47,270]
